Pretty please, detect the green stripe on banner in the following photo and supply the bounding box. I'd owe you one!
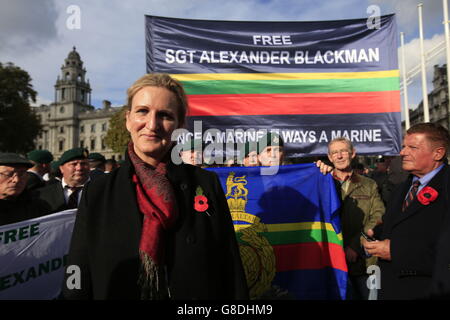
[261,229,343,246]
[182,77,400,95]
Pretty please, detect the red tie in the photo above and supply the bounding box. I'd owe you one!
[402,180,420,212]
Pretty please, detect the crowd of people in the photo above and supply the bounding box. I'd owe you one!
[2,73,450,300]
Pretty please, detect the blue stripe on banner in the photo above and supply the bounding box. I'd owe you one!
[185,112,402,157]
[273,268,348,300]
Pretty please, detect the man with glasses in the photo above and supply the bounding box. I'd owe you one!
[327,137,385,300]
[35,148,90,212]
[0,153,50,226]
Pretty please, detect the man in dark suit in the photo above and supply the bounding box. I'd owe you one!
[363,122,450,300]
[88,152,106,181]
[25,150,54,190]
[35,148,90,212]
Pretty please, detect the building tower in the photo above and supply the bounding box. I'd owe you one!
[51,47,93,154]
[34,47,121,160]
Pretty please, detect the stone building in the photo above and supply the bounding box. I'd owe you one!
[33,47,123,159]
[409,64,449,129]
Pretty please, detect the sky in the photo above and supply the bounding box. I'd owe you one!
[0,0,448,117]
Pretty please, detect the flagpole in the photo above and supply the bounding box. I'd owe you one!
[443,0,450,129]
[418,3,430,122]
[400,32,410,130]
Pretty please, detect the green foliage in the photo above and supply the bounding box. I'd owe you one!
[0,62,42,153]
[105,105,130,153]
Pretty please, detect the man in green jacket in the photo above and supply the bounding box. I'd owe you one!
[327,137,385,300]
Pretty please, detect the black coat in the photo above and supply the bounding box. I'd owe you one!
[34,181,67,213]
[25,171,45,191]
[0,190,51,226]
[376,164,450,300]
[62,155,248,300]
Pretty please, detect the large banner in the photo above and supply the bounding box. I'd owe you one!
[0,210,76,300]
[208,164,347,300]
[146,15,401,158]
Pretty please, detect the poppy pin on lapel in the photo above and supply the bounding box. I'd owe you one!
[194,186,210,216]
[417,186,438,205]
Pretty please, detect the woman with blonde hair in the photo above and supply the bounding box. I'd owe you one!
[63,74,248,300]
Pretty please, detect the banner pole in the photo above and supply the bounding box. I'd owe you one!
[418,3,430,122]
[400,32,411,130]
[443,0,450,129]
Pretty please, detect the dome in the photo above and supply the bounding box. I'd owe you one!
[67,46,81,60]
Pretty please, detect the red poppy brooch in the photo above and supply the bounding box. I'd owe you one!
[194,186,210,216]
[417,186,438,205]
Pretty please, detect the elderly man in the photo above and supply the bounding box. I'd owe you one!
[36,148,90,212]
[0,153,50,225]
[363,123,450,300]
[26,149,54,190]
[327,137,385,300]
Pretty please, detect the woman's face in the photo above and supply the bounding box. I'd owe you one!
[126,86,180,165]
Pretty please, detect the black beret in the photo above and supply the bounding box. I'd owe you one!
[59,148,89,165]
[0,152,33,168]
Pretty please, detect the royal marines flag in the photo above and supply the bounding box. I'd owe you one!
[146,14,401,158]
[208,164,346,300]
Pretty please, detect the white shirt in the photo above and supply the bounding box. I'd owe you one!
[61,178,87,205]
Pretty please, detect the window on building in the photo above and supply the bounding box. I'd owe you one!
[38,145,42,150]
[61,88,66,100]
[60,106,65,114]
[80,140,84,148]
[80,125,84,133]
[91,138,96,151]
[59,126,64,134]
[59,140,64,152]
[102,123,107,132]
[91,124,95,133]
[101,138,106,150]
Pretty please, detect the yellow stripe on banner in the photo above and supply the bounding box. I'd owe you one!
[235,221,343,241]
[171,70,399,81]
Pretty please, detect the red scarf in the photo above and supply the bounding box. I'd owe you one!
[128,143,178,299]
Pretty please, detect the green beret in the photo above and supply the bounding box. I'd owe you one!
[27,150,54,164]
[88,152,106,162]
[50,160,60,171]
[178,138,203,151]
[243,141,258,157]
[59,148,89,165]
[0,152,33,168]
[258,132,284,152]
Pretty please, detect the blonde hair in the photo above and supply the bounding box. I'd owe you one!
[126,73,188,127]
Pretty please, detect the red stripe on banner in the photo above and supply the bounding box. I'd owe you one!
[273,242,348,272]
[187,91,400,116]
